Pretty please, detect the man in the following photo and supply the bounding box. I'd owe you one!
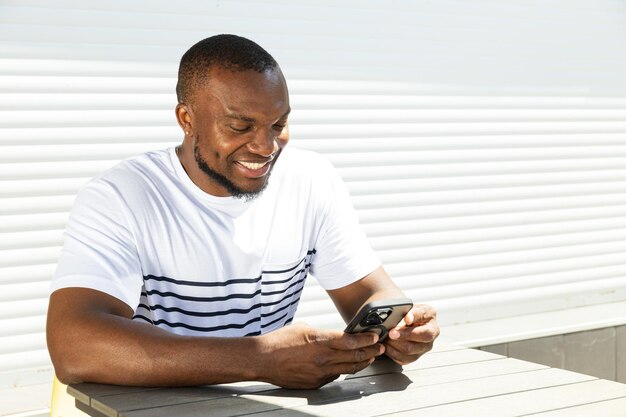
[47,34,439,389]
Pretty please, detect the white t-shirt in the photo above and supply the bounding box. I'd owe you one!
[51,147,380,337]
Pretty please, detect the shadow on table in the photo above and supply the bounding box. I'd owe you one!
[213,357,413,407]
[263,372,412,406]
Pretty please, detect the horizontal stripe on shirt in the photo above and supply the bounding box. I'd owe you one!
[132,250,314,336]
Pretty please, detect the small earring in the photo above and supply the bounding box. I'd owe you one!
[185,131,190,135]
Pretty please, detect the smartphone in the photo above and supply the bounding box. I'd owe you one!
[344,298,413,342]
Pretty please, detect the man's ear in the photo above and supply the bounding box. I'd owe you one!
[175,103,193,136]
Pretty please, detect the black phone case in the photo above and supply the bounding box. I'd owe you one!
[344,298,413,341]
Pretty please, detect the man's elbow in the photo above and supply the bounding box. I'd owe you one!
[52,361,85,385]
[47,321,91,385]
[48,339,89,385]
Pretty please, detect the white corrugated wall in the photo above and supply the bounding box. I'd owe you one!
[1,0,626,386]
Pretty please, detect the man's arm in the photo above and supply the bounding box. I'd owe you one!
[327,266,440,365]
[47,288,383,388]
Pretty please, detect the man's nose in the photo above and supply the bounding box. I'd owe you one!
[247,128,278,157]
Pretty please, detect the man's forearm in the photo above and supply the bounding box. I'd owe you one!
[328,266,406,323]
[50,311,264,386]
[47,288,268,386]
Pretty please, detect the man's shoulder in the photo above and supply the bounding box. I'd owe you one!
[78,148,174,201]
[101,147,171,179]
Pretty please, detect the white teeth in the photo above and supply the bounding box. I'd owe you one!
[239,161,268,170]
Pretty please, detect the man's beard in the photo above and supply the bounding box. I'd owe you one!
[193,143,273,201]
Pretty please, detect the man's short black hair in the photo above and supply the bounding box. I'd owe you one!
[176,34,278,104]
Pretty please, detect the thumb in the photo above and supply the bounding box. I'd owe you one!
[403,310,415,326]
[388,311,412,340]
[387,328,401,340]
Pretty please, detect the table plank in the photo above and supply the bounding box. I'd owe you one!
[345,347,493,380]
[402,357,546,386]
[75,400,110,417]
[242,368,594,417]
[67,384,160,408]
[403,347,502,371]
[91,385,279,417]
[122,395,301,417]
[523,396,626,417]
[429,341,466,353]
[392,379,626,417]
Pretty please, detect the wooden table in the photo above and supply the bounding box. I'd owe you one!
[68,343,626,416]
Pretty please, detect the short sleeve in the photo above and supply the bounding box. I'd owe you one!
[50,178,144,310]
[309,159,381,290]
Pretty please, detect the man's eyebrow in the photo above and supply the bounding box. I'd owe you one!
[280,108,292,119]
[225,108,291,123]
[225,113,255,123]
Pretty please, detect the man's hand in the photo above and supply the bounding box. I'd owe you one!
[384,304,440,365]
[257,322,384,389]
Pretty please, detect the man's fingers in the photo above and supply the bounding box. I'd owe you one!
[333,358,377,375]
[398,304,437,328]
[390,319,440,342]
[334,342,385,363]
[384,341,433,365]
[386,338,434,357]
[384,342,414,365]
[315,342,384,368]
[388,304,437,340]
[325,330,380,350]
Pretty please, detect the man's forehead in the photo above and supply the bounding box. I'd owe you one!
[207,66,286,92]
[198,67,290,117]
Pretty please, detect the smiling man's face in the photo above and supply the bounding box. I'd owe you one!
[177,66,290,199]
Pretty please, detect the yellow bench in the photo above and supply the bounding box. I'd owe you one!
[50,375,88,417]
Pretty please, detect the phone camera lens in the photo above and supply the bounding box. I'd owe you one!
[361,311,383,327]
[378,310,391,321]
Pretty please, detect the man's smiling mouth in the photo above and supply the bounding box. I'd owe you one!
[237,160,271,170]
